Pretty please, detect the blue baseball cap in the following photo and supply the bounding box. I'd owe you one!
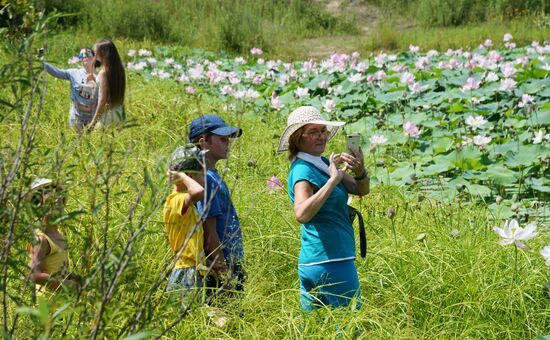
[188,115,242,141]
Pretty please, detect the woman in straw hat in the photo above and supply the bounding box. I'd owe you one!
[277,106,369,311]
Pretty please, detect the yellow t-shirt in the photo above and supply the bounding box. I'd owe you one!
[163,192,206,270]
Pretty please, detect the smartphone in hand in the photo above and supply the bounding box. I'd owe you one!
[346,134,361,151]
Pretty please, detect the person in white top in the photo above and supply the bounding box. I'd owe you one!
[88,39,126,129]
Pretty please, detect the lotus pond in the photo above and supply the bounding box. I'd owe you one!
[111,35,549,223]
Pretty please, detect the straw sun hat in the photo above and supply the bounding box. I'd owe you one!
[277,106,345,152]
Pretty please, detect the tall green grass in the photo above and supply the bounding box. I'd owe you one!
[370,0,549,27]
[39,0,357,54]
[1,7,549,340]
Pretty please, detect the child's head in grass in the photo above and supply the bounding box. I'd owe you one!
[169,144,206,185]
[27,178,66,226]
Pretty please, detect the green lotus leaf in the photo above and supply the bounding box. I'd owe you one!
[504,145,540,168]
[421,161,451,176]
[377,91,404,104]
[528,109,550,125]
[431,137,454,154]
[390,163,415,180]
[465,183,492,197]
[448,147,487,170]
[525,177,550,193]
[488,203,515,219]
[486,165,519,185]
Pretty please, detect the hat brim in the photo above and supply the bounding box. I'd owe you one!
[277,120,345,152]
[210,126,242,138]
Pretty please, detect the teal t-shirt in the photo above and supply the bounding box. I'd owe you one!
[288,158,356,265]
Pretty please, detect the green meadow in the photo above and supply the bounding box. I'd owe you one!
[1,1,549,338]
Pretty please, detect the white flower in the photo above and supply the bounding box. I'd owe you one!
[164,58,174,65]
[485,72,499,82]
[499,78,517,92]
[409,44,420,53]
[294,87,309,99]
[138,49,152,57]
[493,219,538,249]
[518,93,534,108]
[348,73,363,83]
[484,39,493,47]
[473,135,492,148]
[146,57,157,65]
[323,99,336,112]
[532,130,547,144]
[234,57,246,64]
[369,135,388,146]
[465,115,488,130]
[127,49,136,57]
[503,33,513,42]
[540,246,550,266]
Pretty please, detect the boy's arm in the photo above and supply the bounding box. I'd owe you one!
[43,62,72,80]
[203,217,227,272]
[168,171,204,214]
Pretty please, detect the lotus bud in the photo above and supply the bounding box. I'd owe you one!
[511,203,520,212]
[495,195,503,205]
[387,207,395,219]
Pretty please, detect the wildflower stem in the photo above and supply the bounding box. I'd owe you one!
[390,219,397,247]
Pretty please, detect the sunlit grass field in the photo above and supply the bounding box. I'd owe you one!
[2,53,549,337]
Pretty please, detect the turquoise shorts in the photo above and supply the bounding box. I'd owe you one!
[298,259,361,311]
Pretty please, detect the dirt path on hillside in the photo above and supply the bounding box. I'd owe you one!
[295,0,414,58]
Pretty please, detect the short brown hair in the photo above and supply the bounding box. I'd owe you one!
[287,126,304,161]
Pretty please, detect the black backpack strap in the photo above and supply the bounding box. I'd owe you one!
[348,205,366,258]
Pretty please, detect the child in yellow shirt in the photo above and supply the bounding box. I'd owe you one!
[164,145,209,304]
[27,178,81,295]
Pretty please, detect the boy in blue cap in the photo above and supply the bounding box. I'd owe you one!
[188,115,246,292]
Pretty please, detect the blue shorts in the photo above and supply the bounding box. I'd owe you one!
[166,267,206,305]
[298,260,361,311]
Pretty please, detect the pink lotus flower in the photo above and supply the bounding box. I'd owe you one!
[409,44,420,53]
[403,121,420,138]
[271,92,283,110]
[400,72,415,85]
[250,47,263,55]
[267,175,284,192]
[499,78,517,92]
[186,85,196,94]
[461,76,480,92]
[318,80,329,89]
[484,39,493,47]
[294,87,309,99]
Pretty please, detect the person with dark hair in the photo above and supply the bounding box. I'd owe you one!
[27,178,81,295]
[277,106,369,311]
[164,144,213,304]
[42,48,98,129]
[188,115,245,292]
[88,39,126,129]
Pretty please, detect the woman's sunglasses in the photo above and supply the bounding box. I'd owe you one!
[78,49,95,60]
